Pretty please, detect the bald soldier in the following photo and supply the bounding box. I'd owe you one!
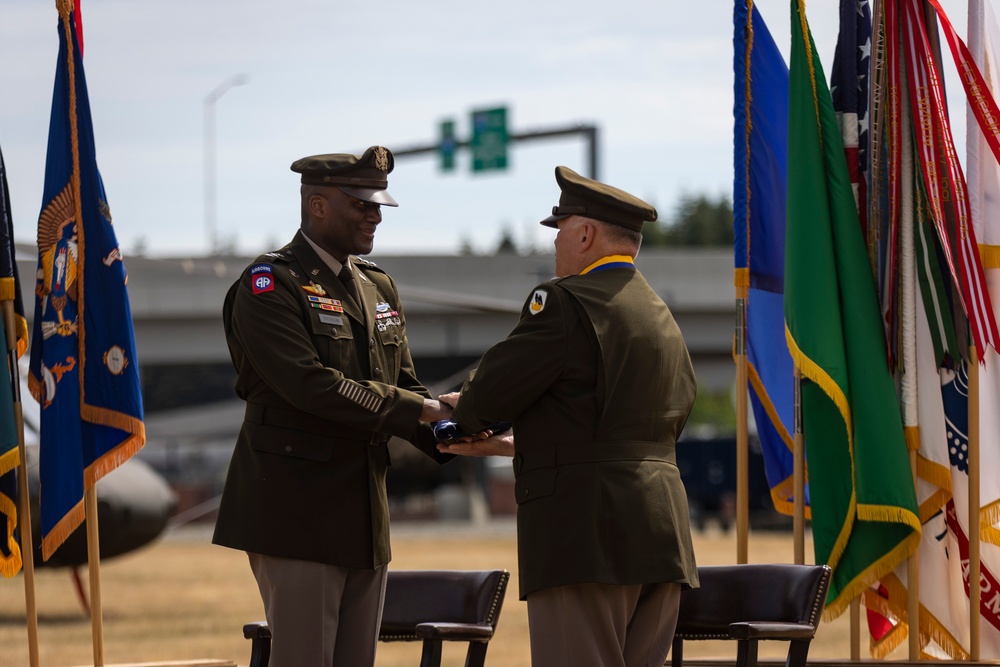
[214,146,454,667]
[438,166,699,667]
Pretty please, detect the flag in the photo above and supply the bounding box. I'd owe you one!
[0,146,27,578]
[785,0,920,618]
[733,0,799,516]
[28,0,145,561]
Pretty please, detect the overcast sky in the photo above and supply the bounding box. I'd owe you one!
[0,0,975,258]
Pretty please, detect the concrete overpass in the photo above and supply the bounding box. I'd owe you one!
[14,244,736,407]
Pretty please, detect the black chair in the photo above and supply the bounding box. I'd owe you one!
[670,563,832,667]
[244,568,510,667]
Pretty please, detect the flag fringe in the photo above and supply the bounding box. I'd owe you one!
[904,425,920,451]
[823,530,921,620]
[980,243,1000,269]
[747,361,795,452]
[862,579,908,658]
[0,446,21,578]
[734,267,750,288]
[784,328,854,444]
[868,571,971,660]
[83,431,143,489]
[919,488,952,524]
[980,499,1000,545]
[40,498,84,562]
[916,453,953,494]
[0,281,28,357]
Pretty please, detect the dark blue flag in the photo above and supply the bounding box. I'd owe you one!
[0,146,26,578]
[28,2,145,561]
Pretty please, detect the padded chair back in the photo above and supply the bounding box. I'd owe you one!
[676,563,831,639]
[671,564,832,667]
[379,569,509,640]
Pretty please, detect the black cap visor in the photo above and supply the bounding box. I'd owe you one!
[339,186,399,207]
[539,205,587,228]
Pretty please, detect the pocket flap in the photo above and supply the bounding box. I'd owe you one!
[250,423,334,462]
[514,467,556,505]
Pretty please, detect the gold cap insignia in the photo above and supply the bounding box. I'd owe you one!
[374,146,389,172]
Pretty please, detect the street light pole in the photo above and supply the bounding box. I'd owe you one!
[204,74,248,255]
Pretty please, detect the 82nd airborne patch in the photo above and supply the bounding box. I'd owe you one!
[250,264,274,295]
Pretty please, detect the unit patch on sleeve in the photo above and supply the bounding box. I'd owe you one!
[529,289,548,315]
[250,264,274,295]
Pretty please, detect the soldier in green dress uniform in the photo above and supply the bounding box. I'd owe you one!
[439,166,699,667]
[214,146,454,667]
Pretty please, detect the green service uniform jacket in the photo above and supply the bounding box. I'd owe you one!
[453,265,699,599]
[213,231,450,569]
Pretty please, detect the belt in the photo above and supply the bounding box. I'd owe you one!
[513,441,675,475]
[245,402,386,444]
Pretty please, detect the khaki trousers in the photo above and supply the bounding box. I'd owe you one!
[527,581,681,667]
[248,552,387,667]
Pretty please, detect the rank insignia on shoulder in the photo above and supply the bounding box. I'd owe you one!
[529,289,548,315]
[302,282,327,296]
[250,264,274,295]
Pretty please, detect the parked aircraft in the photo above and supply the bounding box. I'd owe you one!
[14,364,177,570]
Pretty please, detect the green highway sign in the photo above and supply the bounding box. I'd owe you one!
[470,106,508,172]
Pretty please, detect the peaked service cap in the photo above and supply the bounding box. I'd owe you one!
[291,145,398,206]
[540,166,656,232]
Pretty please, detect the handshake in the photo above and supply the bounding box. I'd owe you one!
[432,419,512,444]
[428,391,516,458]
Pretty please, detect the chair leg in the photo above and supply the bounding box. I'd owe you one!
[670,637,683,667]
[786,640,811,667]
[249,635,270,667]
[419,638,444,667]
[736,638,759,667]
[465,641,489,667]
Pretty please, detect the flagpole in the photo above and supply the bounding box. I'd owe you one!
[3,300,39,667]
[85,486,104,665]
[968,357,983,656]
[793,367,805,566]
[736,290,749,564]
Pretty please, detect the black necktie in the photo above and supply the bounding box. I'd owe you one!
[339,265,360,307]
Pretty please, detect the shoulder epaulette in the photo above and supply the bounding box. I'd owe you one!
[355,257,386,274]
[257,249,292,264]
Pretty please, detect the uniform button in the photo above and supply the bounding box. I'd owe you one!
[394,335,400,343]
[284,445,293,453]
[370,338,375,349]
[374,367,382,376]
[521,488,529,498]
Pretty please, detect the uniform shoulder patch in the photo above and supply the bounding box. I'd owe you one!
[528,288,548,315]
[249,264,275,294]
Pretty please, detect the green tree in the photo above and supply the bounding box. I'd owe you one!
[644,194,733,247]
[495,226,518,254]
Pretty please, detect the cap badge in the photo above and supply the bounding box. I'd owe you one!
[374,146,389,171]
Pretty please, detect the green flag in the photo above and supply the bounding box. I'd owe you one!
[784,0,920,618]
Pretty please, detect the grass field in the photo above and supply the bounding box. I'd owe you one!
[0,520,889,667]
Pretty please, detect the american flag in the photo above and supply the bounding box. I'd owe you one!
[832,0,872,236]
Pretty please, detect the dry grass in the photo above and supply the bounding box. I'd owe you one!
[0,521,887,667]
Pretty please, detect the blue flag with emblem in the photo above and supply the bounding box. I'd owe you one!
[733,1,800,515]
[28,1,145,561]
[0,145,28,578]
